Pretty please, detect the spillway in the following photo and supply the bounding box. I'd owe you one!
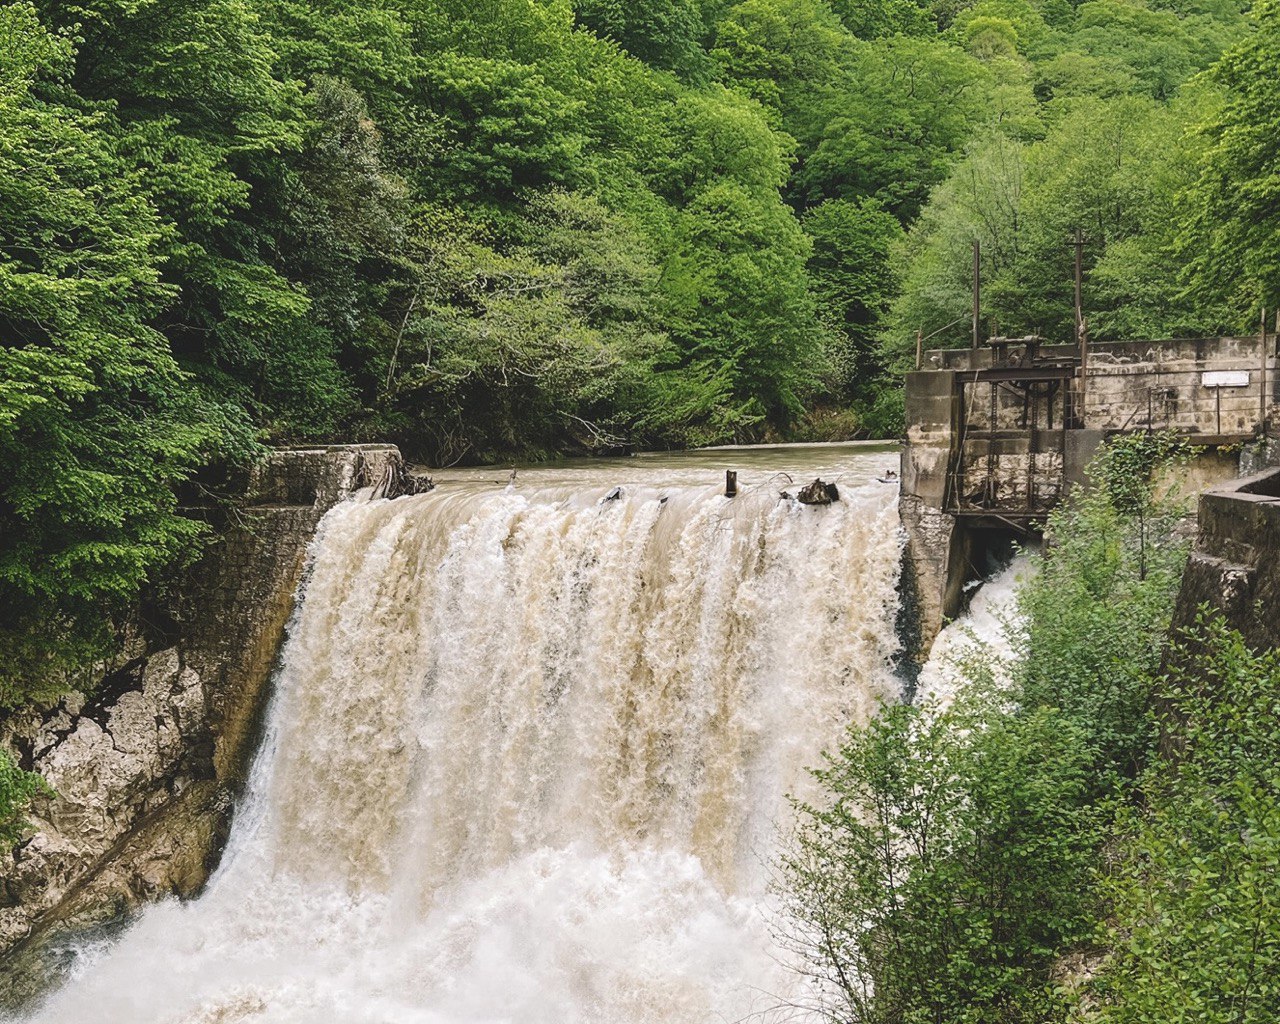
[21,445,907,1024]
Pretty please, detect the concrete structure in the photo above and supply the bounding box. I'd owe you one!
[1172,467,1280,654]
[902,335,1277,656]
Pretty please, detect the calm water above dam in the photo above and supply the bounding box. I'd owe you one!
[23,443,908,1024]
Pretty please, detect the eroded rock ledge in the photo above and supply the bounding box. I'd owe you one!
[0,444,403,999]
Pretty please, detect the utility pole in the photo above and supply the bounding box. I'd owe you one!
[915,327,924,370]
[1073,228,1087,413]
[1262,306,1270,430]
[972,240,981,350]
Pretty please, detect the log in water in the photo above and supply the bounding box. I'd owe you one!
[23,445,907,1024]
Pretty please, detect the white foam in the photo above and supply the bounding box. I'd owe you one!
[916,553,1035,708]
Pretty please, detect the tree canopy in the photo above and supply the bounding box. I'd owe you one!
[0,0,1270,698]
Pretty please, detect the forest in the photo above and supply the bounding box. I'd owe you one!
[1,0,1278,689]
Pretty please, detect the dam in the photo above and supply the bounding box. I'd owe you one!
[901,333,1280,651]
[15,445,910,1023]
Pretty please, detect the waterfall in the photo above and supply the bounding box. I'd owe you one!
[915,554,1036,708]
[21,450,905,1024]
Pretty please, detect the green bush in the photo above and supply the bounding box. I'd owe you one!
[779,434,1196,1023]
[782,695,1100,1024]
[1092,620,1280,1024]
[1018,433,1193,785]
[0,748,49,849]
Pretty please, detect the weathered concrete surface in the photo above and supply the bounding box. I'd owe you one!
[1240,432,1280,477]
[898,496,963,663]
[900,371,961,652]
[0,444,402,991]
[902,334,1277,660]
[902,369,955,508]
[1171,468,1280,653]
[926,336,1275,438]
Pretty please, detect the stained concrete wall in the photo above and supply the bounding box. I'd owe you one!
[902,335,1276,659]
[1084,337,1273,436]
[930,337,1275,439]
[0,444,403,1002]
[1171,468,1280,653]
[901,371,961,660]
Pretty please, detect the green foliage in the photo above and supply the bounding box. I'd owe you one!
[781,436,1194,1022]
[0,747,48,848]
[885,89,1240,361]
[857,386,906,438]
[573,0,712,78]
[882,0,1251,363]
[783,695,1099,1024]
[0,2,227,704]
[805,199,903,402]
[1094,620,1280,1023]
[387,192,670,461]
[0,0,1267,695]
[1018,433,1193,783]
[800,35,990,218]
[1178,0,1280,314]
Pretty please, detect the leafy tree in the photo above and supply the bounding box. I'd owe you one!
[31,0,313,418]
[1018,433,1193,782]
[665,180,823,429]
[710,0,851,143]
[386,192,668,461]
[883,131,1026,364]
[781,695,1098,1024]
[1070,0,1223,101]
[804,199,903,401]
[798,35,988,216]
[572,0,712,78]
[780,436,1195,1022]
[827,0,933,38]
[0,2,225,704]
[1095,620,1280,1024]
[1179,0,1280,315]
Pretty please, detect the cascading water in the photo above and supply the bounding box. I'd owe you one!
[915,554,1036,708]
[20,446,908,1024]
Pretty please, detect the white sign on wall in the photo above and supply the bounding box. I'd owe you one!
[1202,370,1251,388]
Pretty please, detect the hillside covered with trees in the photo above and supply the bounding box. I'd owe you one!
[2,0,1278,690]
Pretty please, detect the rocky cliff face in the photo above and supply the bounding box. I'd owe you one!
[0,445,403,1002]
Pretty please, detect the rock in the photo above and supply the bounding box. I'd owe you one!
[797,478,840,505]
[0,444,407,994]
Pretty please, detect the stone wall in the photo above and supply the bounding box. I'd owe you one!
[926,336,1276,440]
[1171,468,1280,653]
[0,444,403,1000]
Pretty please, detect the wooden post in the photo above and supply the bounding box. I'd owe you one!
[1262,306,1269,431]
[725,470,737,498]
[971,240,981,350]
[1027,384,1038,513]
[1074,228,1084,352]
[915,327,924,370]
